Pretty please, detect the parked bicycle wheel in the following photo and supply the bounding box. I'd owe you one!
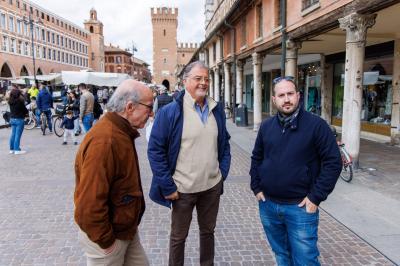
[53,116,65,137]
[24,115,36,130]
[40,113,47,135]
[340,147,353,182]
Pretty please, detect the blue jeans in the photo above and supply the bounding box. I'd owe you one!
[259,200,320,266]
[9,118,25,151]
[82,113,94,133]
[42,110,53,131]
[35,108,41,125]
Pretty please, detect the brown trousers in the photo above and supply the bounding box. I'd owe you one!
[169,181,222,266]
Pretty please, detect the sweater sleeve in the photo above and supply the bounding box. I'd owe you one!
[79,95,86,119]
[307,121,342,205]
[74,142,116,249]
[249,124,265,195]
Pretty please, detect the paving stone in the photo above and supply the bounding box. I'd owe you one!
[0,126,396,265]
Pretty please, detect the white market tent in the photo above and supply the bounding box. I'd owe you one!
[11,71,131,87]
[61,71,130,87]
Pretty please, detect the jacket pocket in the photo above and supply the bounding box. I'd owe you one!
[110,191,143,233]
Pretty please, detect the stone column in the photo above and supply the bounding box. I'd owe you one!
[224,62,231,107]
[209,70,214,99]
[236,60,244,105]
[214,67,220,102]
[320,54,333,124]
[285,39,302,80]
[253,52,263,131]
[339,13,376,167]
[391,39,400,145]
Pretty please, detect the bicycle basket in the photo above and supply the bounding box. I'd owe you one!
[55,104,66,115]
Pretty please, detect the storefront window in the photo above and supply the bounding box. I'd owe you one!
[298,62,321,115]
[332,57,393,125]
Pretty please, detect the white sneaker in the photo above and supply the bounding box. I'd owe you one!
[14,150,27,155]
[9,150,14,154]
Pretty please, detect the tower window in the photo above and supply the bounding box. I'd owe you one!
[163,29,166,36]
[164,58,167,64]
[90,26,94,33]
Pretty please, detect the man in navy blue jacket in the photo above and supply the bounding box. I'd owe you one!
[148,61,231,265]
[36,82,54,133]
[250,77,342,266]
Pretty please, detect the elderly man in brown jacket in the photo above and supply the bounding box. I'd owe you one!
[74,79,154,266]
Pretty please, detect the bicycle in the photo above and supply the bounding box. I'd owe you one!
[331,127,353,182]
[24,109,37,130]
[53,104,66,137]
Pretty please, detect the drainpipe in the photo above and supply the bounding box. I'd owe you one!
[280,0,287,77]
[225,20,236,122]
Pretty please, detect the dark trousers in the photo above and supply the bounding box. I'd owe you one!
[169,181,222,266]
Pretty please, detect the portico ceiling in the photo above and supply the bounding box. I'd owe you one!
[298,2,400,55]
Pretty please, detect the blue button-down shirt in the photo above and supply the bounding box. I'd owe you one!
[194,99,209,124]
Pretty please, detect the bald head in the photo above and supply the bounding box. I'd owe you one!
[107,79,153,113]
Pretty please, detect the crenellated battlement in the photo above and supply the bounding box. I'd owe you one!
[151,7,178,20]
[178,42,199,50]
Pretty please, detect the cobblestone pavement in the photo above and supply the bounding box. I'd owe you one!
[0,126,395,265]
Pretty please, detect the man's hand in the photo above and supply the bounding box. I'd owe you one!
[103,240,118,255]
[165,191,179,200]
[256,192,266,202]
[298,197,318,213]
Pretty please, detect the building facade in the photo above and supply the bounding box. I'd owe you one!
[186,0,400,166]
[0,0,91,80]
[104,44,151,83]
[151,7,197,90]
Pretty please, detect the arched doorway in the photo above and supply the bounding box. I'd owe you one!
[20,65,29,76]
[1,63,13,78]
[162,79,170,91]
[37,68,43,75]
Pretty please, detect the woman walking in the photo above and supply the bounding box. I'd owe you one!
[8,87,28,155]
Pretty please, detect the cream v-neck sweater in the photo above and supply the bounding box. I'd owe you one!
[172,93,222,193]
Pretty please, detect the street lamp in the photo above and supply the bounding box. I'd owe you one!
[23,12,42,85]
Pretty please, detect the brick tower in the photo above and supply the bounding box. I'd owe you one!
[84,8,105,72]
[151,7,178,89]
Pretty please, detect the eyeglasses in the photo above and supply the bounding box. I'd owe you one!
[273,76,295,84]
[137,102,153,110]
[190,76,210,83]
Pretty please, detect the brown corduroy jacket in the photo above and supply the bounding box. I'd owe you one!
[74,112,145,249]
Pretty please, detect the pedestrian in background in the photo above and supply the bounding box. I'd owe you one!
[60,109,78,145]
[8,86,28,154]
[249,77,342,266]
[148,61,231,266]
[78,83,94,133]
[153,85,173,115]
[67,91,81,136]
[74,79,153,266]
[36,82,54,133]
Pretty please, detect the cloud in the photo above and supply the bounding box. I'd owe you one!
[30,0,205,72]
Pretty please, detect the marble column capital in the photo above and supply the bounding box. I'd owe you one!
[252,52,263,66]
[286,39,302,51]
[236,60,244,70]
[339,13,377,44]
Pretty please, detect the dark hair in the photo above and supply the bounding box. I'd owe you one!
[78,83,86,90]
[8,88,22,105]
[272,77,298,95]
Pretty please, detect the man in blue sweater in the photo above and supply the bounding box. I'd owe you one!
[250,77,342,266]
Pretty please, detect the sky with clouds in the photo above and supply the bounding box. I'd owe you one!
[30,0,205,71]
